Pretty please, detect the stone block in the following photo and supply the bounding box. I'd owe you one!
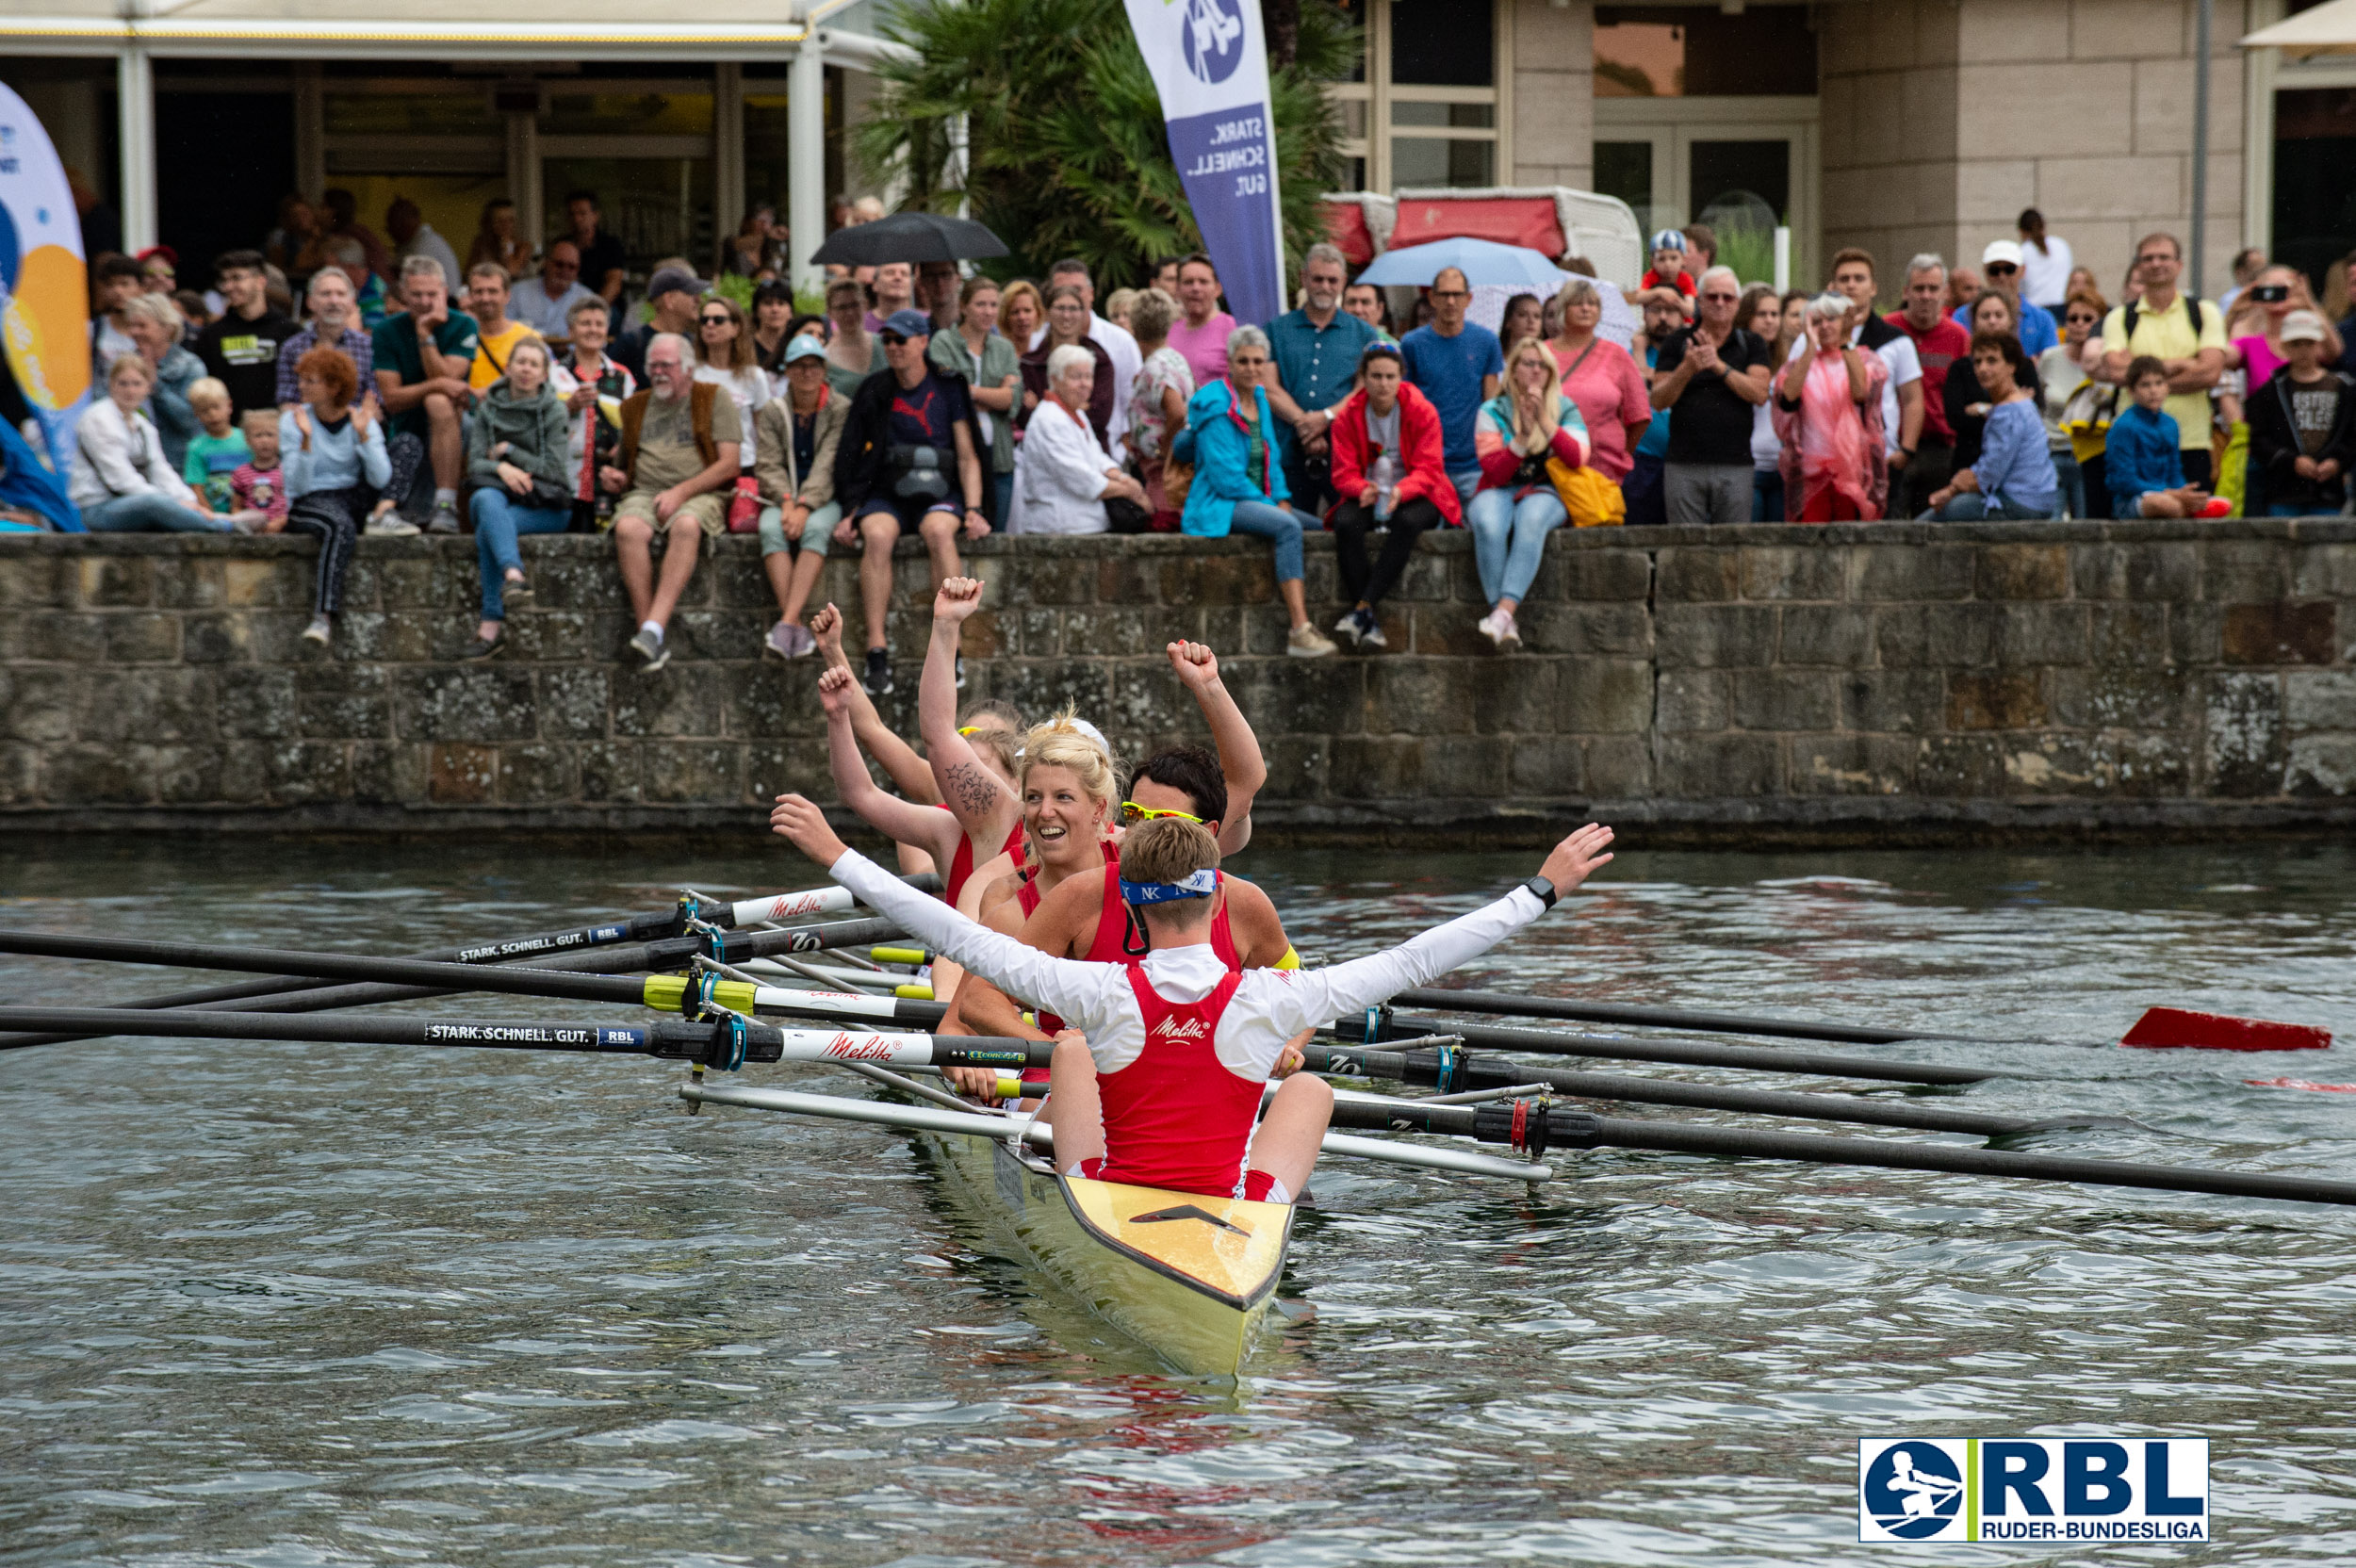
[1740,545,1845,601]
[1323,736,1422,797]
[1914,734,2008,796]
[180,612,259,665]
[1728,670,1837,731]
[1062,605,1204,659]
[985,662,1123,730]
[218,671,299,740]
[2203,672,2283,797]
[103,612,182,663]
[1517,602,1651,657]
[1468,660,1561,735]
[2286,737,2356,797]
[1851,544,1974,600]
[1656,604,1776,668]
[396,666,543,743]
[151,744,225,805]
[0,669,74,743]
[1995,603,2089,664]
[2048,665,2184,731]
[1560,660,1654,734]
[78,668,218,744]
[260,741,354,805]
[1554,547,1652,602]
[1876,603,1999,668]
[1658,733,1779,796]
[349,742,421,806]
[77,554,154,608]
[0,553,69,608]
[1978,543,2070,599]
[1657,547,1739,601]
[505,611,592,663]
[494,743,581,805]
[2221,602,2334,665]
[1947,672,2047,730]
[0,743,40,804]
[1388,550,1454,604]
[2072,540,2199,600]
[221,556,296,608]
[2291,543,2356,598]
[1159,552,1274,607]
[153,557,226,610]
[1216,660,1366,739]
[1260,734,1330,799]
[524,667,605,742]
[577,742,643,803]
[1791,733,1917,796]
[41,743,153,805]
[727,662,826,740]
[2284,671,2356,733]
[2168,601,2221,664]
[1657,669,1727,733]
[747,740,833,801]
[1841,669,1949,735]
[0,611,106,664]
[427,742,499,804]
[2029,153,2177,218]
[299,682,391,740]
[1776,604,1875,666]
[2088,602,2170,668]
[1508,734,1582,795]
[1581,734,1653,796]
[2203,542,2290,602]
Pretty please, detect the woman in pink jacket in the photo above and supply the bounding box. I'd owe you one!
[1322,341,1458,648]
[1466,338,1591,649]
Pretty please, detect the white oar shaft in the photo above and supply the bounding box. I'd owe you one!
[751,986,903,1021]
[728,885,859,926]
[684,1082,1557,1183]
[767,1027,964,1067]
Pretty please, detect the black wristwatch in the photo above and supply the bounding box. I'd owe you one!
[1520,874,1559,910]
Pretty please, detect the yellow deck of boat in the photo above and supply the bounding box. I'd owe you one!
[925,1131,1292,1377]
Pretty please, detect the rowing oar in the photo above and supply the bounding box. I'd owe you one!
[691,981,2010,1088]
[1296,1042,2114,1140]
[0,1004,1048,1077]
[1384,988,2333,1054]
[1320,1097,2356,1210]
[0,876,935,1053]
[0,923,908,1029]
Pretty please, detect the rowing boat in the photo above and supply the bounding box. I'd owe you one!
[919,1124,1291,1378]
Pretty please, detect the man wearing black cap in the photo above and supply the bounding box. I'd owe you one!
[614,266,703,385]
[831,308,991,695]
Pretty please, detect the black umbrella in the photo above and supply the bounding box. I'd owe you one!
[809,211,1010,267]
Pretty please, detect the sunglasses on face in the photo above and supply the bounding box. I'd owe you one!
[1986,263,2019,276]
[878,333,910,346]
[701,314,732,326]
[1119,801,1203,825]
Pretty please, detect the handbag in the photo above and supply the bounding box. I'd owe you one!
[1161,455,1195,514]
[1548,458,1626,527]
[528,474,572,510]
[1104,495,1153,534]
[726,473,762,532]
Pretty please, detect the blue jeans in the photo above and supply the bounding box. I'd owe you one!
[471,487,571,620]
[84,492,229,532]
[1751,467,1785,522]
[1447,467,1481,507]
[1226,501,1316,584]
[1922,494,2055,522]
[2053,450,2086,520]
[1466,486,1566,607]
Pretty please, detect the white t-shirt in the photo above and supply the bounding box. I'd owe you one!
[1785,322,1921,456]
[1031,311,1141,444]
[1750,399,1780,472]
[2019,236,2075,311]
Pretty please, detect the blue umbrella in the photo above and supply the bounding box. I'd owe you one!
[1354,237,1564,288]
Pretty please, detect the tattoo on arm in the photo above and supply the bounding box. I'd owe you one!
[943,760,1005,822]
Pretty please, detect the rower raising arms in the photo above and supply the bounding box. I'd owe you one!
[1166,639,1267,857]
[810,602,941,874]
[817,666,1023,906]
[773,798,1618,1205]
[921,580,1026,895]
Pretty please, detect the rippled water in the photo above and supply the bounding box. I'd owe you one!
[4,837,2355,1566]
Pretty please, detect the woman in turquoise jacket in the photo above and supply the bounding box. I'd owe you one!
[1179,324,1336,657]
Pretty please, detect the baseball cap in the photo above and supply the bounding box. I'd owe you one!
[1981,239,2025,270]
[2281,309,2329,344]
[646,266,702,302]
[877,308,934,339]
[1649,229,1688,253]
[783,335,828,363]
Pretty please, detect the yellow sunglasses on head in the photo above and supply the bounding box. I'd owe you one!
[1119,801,1203,825]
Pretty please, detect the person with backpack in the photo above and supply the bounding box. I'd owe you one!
[2094,234,2227,489]
[596,333,741,671]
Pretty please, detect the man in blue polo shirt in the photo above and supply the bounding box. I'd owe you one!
[1266,241,1379,515]
[1399,266,1503,504]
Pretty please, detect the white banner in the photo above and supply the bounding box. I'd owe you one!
[1123,0,1286,324]
[0,85,91,483]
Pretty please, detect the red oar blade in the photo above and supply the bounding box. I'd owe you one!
[2248,1078,2356,1093]
[2121,1006,2332,1053]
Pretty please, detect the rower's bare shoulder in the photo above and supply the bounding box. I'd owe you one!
[1224,874,1293,964]
[974,873,1026,932]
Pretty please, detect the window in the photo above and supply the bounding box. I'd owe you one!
[1328,0,1500,192]
[1594,7,1816,98]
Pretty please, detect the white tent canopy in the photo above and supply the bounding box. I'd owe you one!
[2241,0,2356,54]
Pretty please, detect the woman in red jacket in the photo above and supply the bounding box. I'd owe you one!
[1322,341,1459,648]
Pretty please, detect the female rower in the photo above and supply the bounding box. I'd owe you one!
[771,803,1618,1208]
[817,662,1023,901]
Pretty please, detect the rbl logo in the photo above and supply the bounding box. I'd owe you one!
[1859,1438,2208,1543]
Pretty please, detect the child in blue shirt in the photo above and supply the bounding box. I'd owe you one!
[180,378,252,515]
[2107,356,2228,517]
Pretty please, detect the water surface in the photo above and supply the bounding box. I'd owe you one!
[3,838,2354,1565]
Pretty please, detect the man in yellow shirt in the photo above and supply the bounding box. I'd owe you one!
[2097,232,2228,488]
[465,263,544,393]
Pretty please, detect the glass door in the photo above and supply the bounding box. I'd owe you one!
[1593,98,1817,288]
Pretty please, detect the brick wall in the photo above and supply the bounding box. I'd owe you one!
[1,521,2351,842]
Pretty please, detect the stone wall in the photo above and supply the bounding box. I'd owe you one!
[1,519,2351,843]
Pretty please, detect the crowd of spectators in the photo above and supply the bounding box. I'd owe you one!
[19,189,2356,666]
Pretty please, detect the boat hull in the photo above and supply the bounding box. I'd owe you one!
[923,1129,1291,1377]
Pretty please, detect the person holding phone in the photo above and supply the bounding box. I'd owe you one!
[2224,265,2345,392]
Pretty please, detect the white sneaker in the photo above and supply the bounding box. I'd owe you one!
[1476,608,1509,647]
[1331,609,1362,646]
[1497,609,1522,650]
[1286,623,1338,658]
[365,514,420,537]
[301,614,332,645]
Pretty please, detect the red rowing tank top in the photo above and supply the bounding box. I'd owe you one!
[1024,864,1240,1053]
[941,818,1026,909]
[1096,966,1261,1196]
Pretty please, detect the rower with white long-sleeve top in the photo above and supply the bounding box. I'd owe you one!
[771,796,1616,1206]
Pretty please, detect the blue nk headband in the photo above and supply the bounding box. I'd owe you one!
[1119,868,1218,906]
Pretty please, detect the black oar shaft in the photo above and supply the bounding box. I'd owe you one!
[1305,1045,2053,1138]
[1390,987,1943,1045]
[1374,1011,2004,1086]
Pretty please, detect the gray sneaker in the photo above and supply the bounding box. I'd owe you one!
[629,626,671,670]
[764,621,816,660]
[301,614,332,645]
[426,502,461,535]
[364,514,420,538]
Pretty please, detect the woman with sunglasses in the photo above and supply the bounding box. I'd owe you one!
[2039,290,2107,517]
[691,296,769,472]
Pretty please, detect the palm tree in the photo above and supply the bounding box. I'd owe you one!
[855,0,1355,290]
